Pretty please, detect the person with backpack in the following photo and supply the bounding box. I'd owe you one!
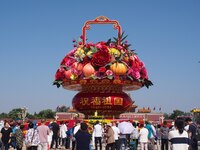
[185,117,198,150]
[65,121,71,149]
[196,122,200,146]
[145,121,156,150]
[50,120,60,149]
[72,120,81,150]
[25,121,40,150]
[13,124,24,150]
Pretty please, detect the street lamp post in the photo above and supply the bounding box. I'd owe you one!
[160,116,165,124]
[21,107,27,123]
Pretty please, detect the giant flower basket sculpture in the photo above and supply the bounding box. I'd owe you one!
[54,16,153,117]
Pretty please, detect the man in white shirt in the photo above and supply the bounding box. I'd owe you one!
[139,124,149,150]
[59,121,67,148]
[111,122,120,150]
[93,121,103,150]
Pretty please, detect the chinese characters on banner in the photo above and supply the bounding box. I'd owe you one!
[79,96,124,109]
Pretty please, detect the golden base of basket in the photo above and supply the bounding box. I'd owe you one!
[62,79,143,91]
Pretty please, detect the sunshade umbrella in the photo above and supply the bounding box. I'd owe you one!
[118,121,134,134]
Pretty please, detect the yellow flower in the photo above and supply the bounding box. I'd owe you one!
[86,51,93,57]
[109,48,121,57]
[124,56,129,62]
[75,48,85,59]
[70,74,78,80]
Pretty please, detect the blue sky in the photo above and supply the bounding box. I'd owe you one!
[0,0,200,114]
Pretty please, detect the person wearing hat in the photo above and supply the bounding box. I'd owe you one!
[75,122,91,150]
[105,123,115,150]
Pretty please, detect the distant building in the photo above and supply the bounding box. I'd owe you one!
[55,108,85,120]
[119,112,164,124]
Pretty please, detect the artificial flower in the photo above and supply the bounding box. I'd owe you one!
[54,35,152,88]
[105,70,113,76]
[91,50,111,67]
[99,67,107,73]
[109,48,121,57]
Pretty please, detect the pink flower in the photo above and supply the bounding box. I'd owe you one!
[64,57,76,66]
[109,43,115,48]
[117,45,123,50]
[71,68,81,75]
[128,68,141,79]
[60,50,76,67]
[140,62,145,68]
[58,66,65,72]
[96,43,102,49]
[95,42,106,49]
[130,55,141,70]
[106,70,113,76]
[141,67,148,79]
[68,48,77,56]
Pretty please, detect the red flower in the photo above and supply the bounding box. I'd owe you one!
[55,69,64,80]
[61,56,76,66]
[95,42,106,49]
[80,35,84,39]
[85,42,95,49]
[99,67,106,73]
[60,49,76,66]
[91,49,111,67]
[141,67,148,79]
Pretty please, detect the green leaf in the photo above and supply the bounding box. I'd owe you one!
[119,31,125,39]
[113,37,118,42]
[107,75,113,80]
[104,62,113,67]
[90,46,97,52]
[106,38,112,45]
[127,75,133,80]
[121,35,128,42]
[121,61,129,67]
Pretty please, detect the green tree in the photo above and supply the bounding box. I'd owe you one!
[169,109,185,120]
[163,113,169,119]
[56,105,70,112]
[8,108,22,120]
[26,113,35,119]
[38,109,55,119]
[0,112,8,119]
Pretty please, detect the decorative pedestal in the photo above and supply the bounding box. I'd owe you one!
[63,79,142,117]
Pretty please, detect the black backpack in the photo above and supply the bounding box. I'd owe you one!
[0,139,2,148]
[191,123,200,141]
[195,127,200,141]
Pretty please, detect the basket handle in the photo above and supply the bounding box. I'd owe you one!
[82,16,122,45]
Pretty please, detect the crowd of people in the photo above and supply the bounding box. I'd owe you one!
[0,117,199,150]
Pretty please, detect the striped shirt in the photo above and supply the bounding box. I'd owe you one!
[168,129,189,150]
